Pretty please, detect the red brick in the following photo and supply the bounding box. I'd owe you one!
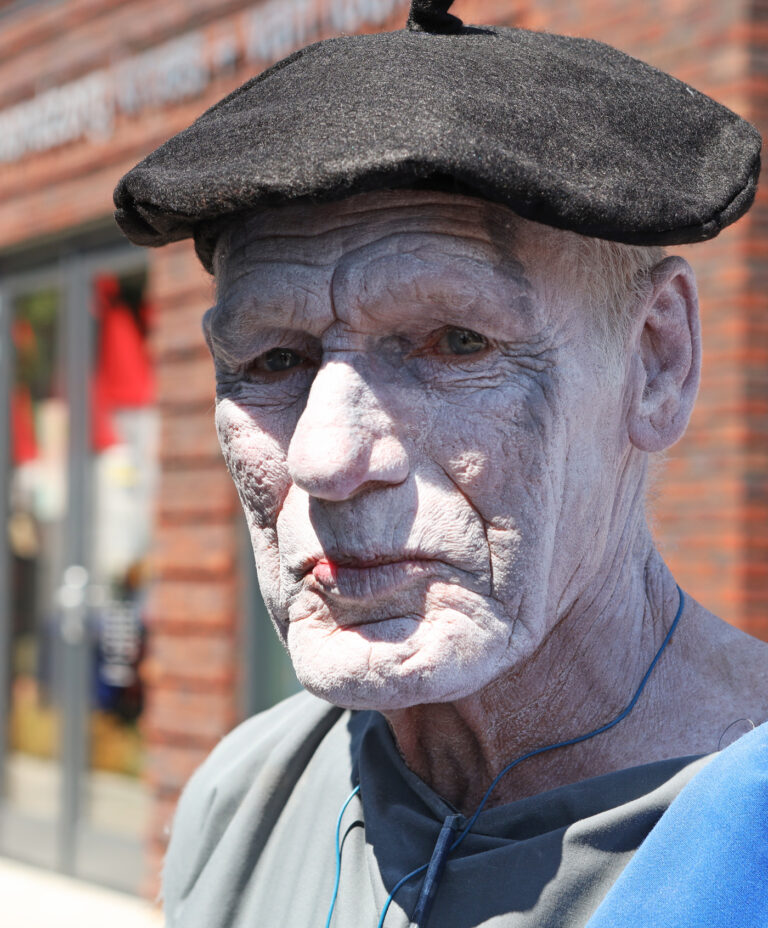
[149,242,214,307]
[157,466,237,520]
[144,683,238,743]
[156,354,217,409]
[153,521,237,579]
[147,578,237,631]
[152,298,214,361]
[147,631,237,688]
[160,409,223,463]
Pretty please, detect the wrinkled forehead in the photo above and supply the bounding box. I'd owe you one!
[212,190,539,300]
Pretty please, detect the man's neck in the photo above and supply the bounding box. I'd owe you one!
[382,544,684,813]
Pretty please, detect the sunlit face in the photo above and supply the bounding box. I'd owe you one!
[206,191,628,710]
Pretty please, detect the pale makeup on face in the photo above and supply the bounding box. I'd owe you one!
[207,191,631,712]
[207,191,768,809]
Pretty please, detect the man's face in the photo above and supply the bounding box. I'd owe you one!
[207,191,629,710]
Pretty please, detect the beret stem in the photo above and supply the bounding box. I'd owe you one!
[406,0,463,33]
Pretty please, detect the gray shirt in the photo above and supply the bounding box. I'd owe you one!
[162,691,711,928]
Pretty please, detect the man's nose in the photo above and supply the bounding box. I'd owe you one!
[287,359,409,501]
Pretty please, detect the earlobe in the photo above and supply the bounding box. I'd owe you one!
[627,256,701,453]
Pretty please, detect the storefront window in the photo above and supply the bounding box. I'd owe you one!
[2,252,155,890]
[84,269,156,845]
[7,285,65,839]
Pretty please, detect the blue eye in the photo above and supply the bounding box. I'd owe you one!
[440,328,488,355]
[262,348,304,372]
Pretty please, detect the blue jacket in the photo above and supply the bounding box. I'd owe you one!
[586,721,768,928]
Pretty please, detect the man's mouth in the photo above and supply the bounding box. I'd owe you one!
[307,555,440,600]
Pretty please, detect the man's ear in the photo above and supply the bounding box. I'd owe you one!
[627,256,701,453]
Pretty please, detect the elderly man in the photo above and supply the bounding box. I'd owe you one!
[115,2,768,926]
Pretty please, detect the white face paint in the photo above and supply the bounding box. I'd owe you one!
[207,191,628,711]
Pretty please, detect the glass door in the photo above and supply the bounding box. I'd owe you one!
[1,274,65,870]
[76,256,155,890]
[0,248,154,892]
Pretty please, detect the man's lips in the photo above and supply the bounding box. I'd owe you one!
[311,554,422,578]
[307,555,440,600]
[312,557,339,585]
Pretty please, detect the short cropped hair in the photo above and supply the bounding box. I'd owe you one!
[573,237,666,352]
[507,211,666,359]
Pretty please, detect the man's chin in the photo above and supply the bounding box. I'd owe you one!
[287,632,504,712]
[283,597,520,709]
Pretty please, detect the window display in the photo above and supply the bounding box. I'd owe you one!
[2,257,154,888]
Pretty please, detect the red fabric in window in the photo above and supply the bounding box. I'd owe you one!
[93,275,155,408]
[11,386,38,465]
[91,275,154,451]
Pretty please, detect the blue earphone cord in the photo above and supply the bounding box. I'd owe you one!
[325,585,686,928]
[324,784,362,928]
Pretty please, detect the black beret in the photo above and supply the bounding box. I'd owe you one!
[114,0,761,272]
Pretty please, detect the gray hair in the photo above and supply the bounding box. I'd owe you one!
[510,212,666,358]
[575,237,666,352]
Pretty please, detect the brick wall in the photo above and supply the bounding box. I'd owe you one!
[2,0,767,900]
